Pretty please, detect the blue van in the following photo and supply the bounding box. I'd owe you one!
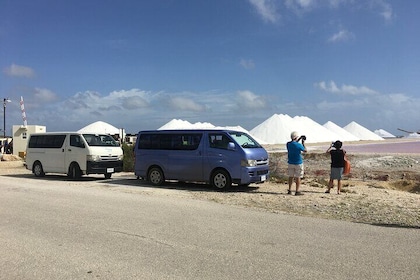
[134,129,269,190]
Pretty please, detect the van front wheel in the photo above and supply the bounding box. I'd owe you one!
[148,167,164,186]
[211,169,231,190]
[68,163,82,179]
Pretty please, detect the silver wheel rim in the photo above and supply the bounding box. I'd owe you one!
[150,170,161,184]
[214,173,226,188]
[34,164,42,176]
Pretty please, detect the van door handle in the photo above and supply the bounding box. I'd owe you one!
[62,149,65,152]
[68,149,72,152]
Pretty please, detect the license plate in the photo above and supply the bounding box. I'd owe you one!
[107,168,114,173]
[261,175,266,181]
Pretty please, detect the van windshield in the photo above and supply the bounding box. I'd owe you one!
[228,132,262,148]
[83,134,119,147]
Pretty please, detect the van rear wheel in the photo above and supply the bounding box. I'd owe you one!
[211,169,231,190]
[33,161,45,177]
[148,167,164,186]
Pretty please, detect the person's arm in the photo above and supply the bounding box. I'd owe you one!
[302,139,307,153]
[326,142,334,153]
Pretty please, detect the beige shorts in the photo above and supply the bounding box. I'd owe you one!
[288,164,304,178]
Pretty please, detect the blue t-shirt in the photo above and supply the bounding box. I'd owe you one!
[287,141,305,164]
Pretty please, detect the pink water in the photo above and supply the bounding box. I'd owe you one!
[343,140,420,154]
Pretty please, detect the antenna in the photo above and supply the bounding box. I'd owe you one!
[20,96,28,126]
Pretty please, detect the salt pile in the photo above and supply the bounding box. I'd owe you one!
[158,119,266,143]
[250,114,295,144]
[323,121,360,142]
[250,114,363,144]
[159,119,214,129]
[158,116,385,145]
[343,121,384,141]
[158,119,248,132]
[406,133,420,138]
[374,129,396,138]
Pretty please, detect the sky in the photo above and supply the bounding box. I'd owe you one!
[1,0,419,135]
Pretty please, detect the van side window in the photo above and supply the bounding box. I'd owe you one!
[209,133,230,150]
[138,133,202,150]
[28,135,66,148]
[70,135,84,148]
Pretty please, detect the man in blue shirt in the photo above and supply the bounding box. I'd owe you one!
[286,131,307,195]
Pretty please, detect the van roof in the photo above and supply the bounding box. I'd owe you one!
[138,129,243,133]
[30,132,111,135]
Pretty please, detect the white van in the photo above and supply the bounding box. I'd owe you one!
[26,132,123,179]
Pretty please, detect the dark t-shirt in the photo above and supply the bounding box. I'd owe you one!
[330,149,345,168]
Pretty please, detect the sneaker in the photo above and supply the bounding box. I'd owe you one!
[325,190,330,193]
[295,192,304,196]
[287,190,292,195]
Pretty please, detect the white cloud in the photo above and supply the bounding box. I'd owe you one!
[240,58,255,70]
[3,63,35,78]
[236,90,267,109]
[168,96,206,112]
[388,93,410,104]
[285,0,317,13]
[33,88,58,102]
[315,81,378,95]
[371,0,394,21]
[121,96,149,110]
[248,0,279,23]
[328,29,355,42]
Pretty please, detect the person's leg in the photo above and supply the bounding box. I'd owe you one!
[287,164,295,194]
[295,177,301,192]
[288,177,294,194]
[326,178,333,193]
[337,179,342,194]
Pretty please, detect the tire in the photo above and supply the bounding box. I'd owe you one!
[148,167,164,186]
[68,163,82,179]
[33,161,45,177]
[104,173,112,179]
[211,169,231,190]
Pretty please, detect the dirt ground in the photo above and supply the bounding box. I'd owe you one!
[1,148,419,229]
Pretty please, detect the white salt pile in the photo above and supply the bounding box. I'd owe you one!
[158,115,384,145]
[323,121,360,142]
[159,119,214,129]
[374,129,396,138]
[406,133,420,138]
[343,121,384,141]
[250,114,365,144]
[249,114,296,144]
[158,119,248,133]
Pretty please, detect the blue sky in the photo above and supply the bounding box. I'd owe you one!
[1,0,419,135]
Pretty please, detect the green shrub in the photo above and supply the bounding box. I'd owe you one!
[122,143,134,172]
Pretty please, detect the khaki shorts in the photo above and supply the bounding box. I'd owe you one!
[288,164,304,178]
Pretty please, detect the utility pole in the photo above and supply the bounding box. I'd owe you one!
[3,98,11,138]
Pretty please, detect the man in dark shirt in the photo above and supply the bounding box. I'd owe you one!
[326,140,346,194]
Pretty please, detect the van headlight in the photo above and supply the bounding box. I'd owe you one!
[241,159,257,167]
[118,154,124,161]
[87,155,100,162]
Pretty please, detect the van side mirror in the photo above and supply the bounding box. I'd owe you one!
[227,142,235,150]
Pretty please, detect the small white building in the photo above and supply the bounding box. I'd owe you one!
[12,125,46,157]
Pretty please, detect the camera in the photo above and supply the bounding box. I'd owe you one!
[331,141,335,147]
[298,135,306,141]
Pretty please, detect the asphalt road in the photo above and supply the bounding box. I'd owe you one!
[1,173,419,280]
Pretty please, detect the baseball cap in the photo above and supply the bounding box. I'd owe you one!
[291,131,299,140]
